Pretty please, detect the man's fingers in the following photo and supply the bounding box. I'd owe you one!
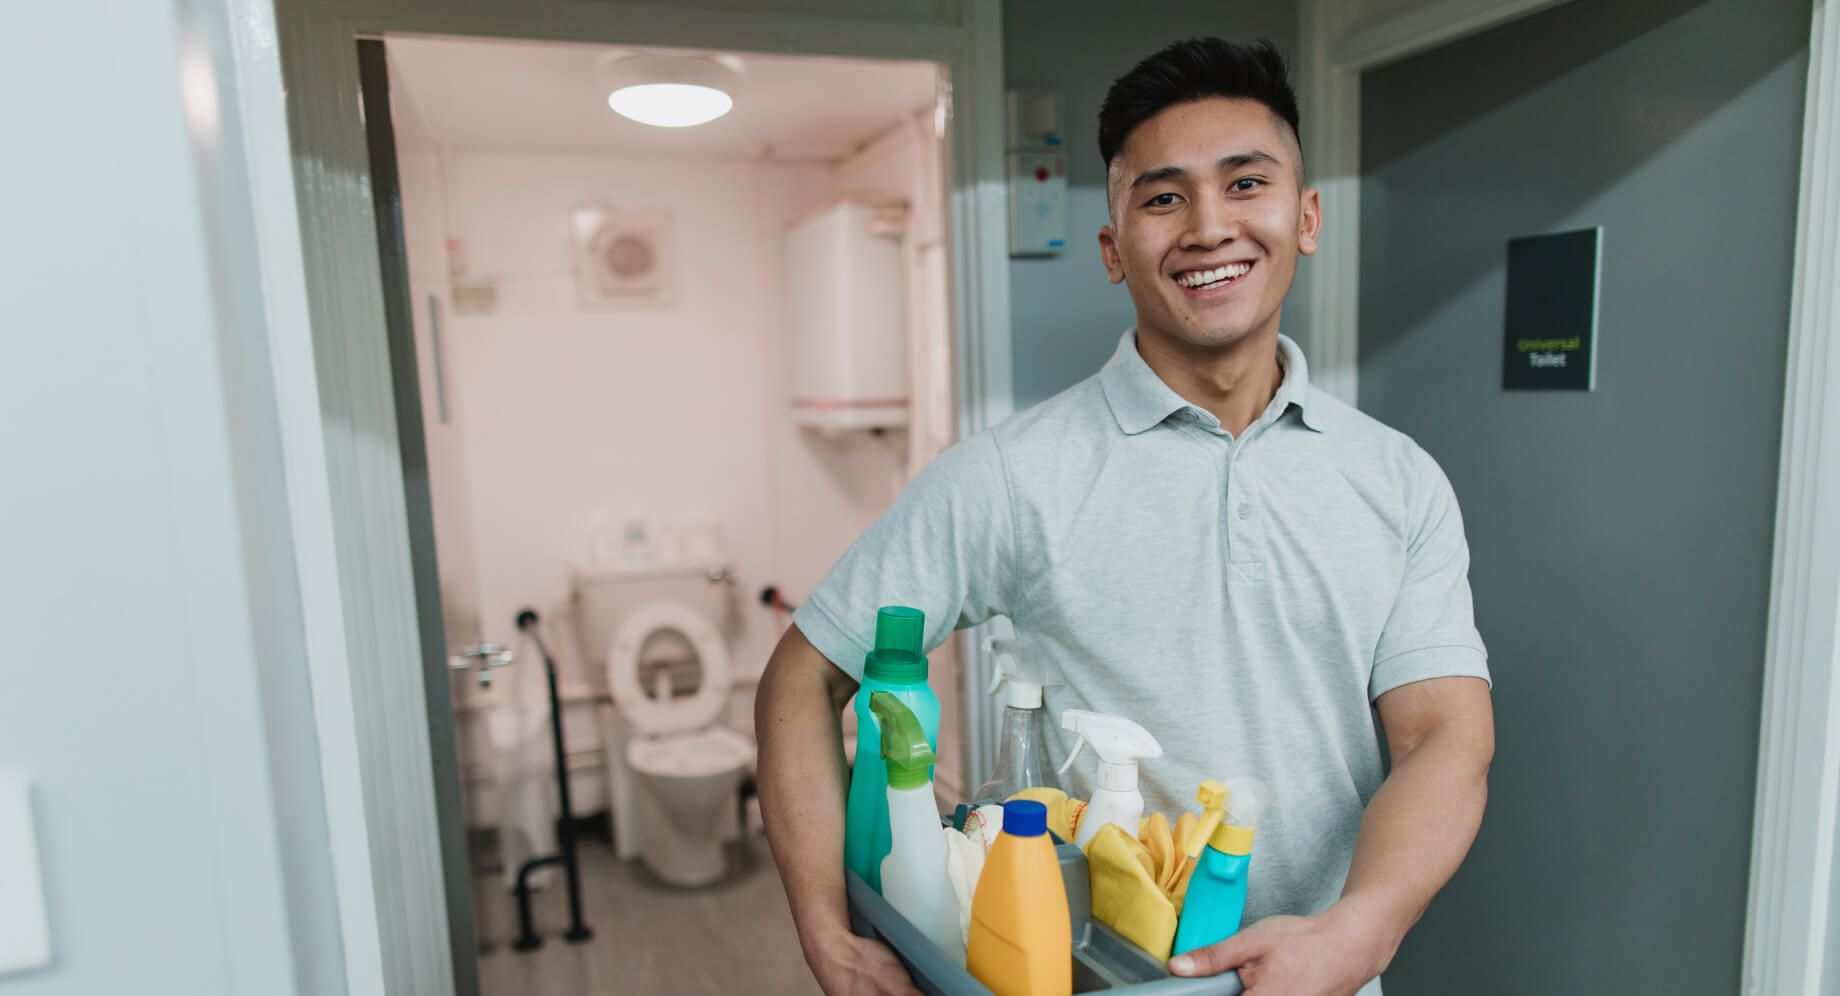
[1167,926,1268,977]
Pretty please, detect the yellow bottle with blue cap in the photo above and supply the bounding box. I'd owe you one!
[966,800,1071,996]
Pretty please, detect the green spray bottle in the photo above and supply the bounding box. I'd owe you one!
[844,607,940,893]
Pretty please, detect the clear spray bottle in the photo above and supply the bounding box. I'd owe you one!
[971,619,1059,806]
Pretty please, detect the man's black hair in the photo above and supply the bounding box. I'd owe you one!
[1097,38,1301,169]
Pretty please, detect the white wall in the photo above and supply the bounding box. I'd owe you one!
[0,0,341,992]
[397,140,484,652]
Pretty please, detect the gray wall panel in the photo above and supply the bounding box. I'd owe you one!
[1359,0,1809,991]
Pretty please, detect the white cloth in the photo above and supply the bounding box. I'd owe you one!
[940,826,986,946]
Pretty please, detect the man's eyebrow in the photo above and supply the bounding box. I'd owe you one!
[1128,164,1186,191]
[1127,150,1285,192]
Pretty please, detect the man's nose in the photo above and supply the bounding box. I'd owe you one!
[1181,192,1241,251]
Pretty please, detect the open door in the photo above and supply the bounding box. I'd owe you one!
[354,37,482,996]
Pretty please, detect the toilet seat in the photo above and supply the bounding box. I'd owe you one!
[608,600,750,781]
[607,599,731,737]
[627,727,754,778]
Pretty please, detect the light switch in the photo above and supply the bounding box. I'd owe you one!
[0,773,52,976]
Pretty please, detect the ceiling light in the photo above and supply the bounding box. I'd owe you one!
[600,54,739,128]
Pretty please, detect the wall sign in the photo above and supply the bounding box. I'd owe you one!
[1503,227,1601,391]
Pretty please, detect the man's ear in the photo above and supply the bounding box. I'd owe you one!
[1098,225,1127,284]
[1297,185,1323,257]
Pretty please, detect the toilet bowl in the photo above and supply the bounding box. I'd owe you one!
[607,599,755,887]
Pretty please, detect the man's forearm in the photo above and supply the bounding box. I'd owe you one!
[755,634,856,963]
[1332,721,1492,974]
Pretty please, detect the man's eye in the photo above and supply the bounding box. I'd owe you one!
[1147,192,1181,207]
[1232,177,1264,193]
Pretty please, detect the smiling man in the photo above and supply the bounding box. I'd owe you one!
[755,38,1494,996]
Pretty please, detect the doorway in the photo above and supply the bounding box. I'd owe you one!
[264,3,1008,993]
[355,30,972,995]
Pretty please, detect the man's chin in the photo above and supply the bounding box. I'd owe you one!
[1148,322,1259,353]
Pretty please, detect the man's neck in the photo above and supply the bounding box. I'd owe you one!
[1134,324,1284,437]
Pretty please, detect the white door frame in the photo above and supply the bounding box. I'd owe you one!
[1743,2,1840,992]
[1298,1,1840,991]
[1294,0,1576,404]
[248,2,1011,993]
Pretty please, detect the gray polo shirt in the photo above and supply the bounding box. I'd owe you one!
[797,330,1488,984]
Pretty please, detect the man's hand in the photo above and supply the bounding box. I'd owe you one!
[1166,906,1384,995]
[804,931,924,996]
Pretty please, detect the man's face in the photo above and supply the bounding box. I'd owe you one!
[1099,97,1320,353]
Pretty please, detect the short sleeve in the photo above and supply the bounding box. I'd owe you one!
[1368,446,1491,701]
[793,431,1016,681]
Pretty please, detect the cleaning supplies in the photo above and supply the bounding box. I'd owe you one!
[971,621,1059,805]
[965,800,1072,996]
[869,692,964,963]
[1172,778,1270,957]
[844,606,940,893]
[1058,709,1163,850]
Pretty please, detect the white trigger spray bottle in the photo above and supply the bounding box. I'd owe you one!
[971,619,1059,805]
[1058,709,1163,850]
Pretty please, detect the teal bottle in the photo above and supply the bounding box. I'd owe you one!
[1171,823,1256,956]
[844,607,939,893]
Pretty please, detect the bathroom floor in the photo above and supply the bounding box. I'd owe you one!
[472,834,821,995]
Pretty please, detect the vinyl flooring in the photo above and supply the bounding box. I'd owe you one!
[471,834,822,995]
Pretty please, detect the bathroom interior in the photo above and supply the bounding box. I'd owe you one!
[380,34,966,993]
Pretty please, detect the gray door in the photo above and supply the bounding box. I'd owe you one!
[1355,0,1809,991]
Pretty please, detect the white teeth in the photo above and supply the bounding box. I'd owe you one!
[1175,262,1252,288]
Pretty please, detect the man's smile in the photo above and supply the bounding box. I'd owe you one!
[1170,259,1256,297]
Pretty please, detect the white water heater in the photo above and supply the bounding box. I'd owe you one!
[783,198,910,433]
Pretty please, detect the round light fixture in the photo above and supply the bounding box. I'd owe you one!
[600,54,739,128]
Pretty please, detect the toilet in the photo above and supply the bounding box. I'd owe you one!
[575,562,754,887]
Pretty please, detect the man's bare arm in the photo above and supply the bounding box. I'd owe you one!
[1335,675,1495,975]
[755,624,920,996]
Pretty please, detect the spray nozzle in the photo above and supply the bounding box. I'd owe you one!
[870,692,935,790]
[1181,779,1231,860]
[983,617,1045,709]
[1206,776,1271,856]
[1222,776,1269,827]
[1056,709,1162,792]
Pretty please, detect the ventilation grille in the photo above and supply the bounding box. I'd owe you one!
[569,204,675,309]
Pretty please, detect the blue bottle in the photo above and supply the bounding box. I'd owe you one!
[843,607,940,893]
[1172,822,1256,956]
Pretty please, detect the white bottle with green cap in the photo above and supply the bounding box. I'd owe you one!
[871,691,964,963]
[1058,709,1163,850]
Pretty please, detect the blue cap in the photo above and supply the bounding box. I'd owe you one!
[1002,799,1048,837]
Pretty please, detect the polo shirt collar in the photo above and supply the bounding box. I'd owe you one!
[1099,329,1329,435]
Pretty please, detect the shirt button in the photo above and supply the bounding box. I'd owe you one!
[1237,503,1253,520]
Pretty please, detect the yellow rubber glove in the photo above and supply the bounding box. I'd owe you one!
[1086,823,1179,961]
[1008,787,1085,844]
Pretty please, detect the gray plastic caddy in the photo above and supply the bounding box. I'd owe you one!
[846,842,1243,995]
